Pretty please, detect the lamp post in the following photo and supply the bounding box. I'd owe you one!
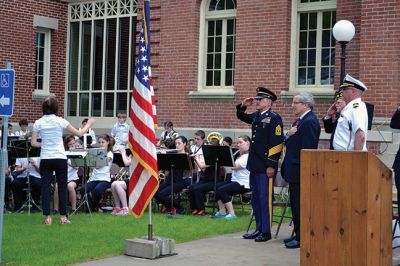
[333,20,355,84]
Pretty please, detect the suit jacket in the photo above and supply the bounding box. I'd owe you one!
[236,104,284,173]
[282,111,321,184]
[391,110,400,173]
[322,113,339,150]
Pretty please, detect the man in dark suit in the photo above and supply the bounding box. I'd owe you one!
[390,105,400,206]
[282,92,321,249]
[237,87,284,242]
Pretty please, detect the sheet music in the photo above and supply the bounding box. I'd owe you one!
[65,150,88,158]
[69,148,108,167]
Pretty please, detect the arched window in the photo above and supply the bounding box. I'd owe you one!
[193,0,236,98]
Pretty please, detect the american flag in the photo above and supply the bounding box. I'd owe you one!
[128,0,159,218]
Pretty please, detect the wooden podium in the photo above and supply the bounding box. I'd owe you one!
[300,150,392,266]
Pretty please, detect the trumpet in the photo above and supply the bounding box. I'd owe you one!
[115,167,128,181]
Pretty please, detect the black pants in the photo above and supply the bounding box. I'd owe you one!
[80,181,111,210]
[41,159,68,216]
[215,180,249,203]
[289,182,300,241]
[189,181,214,211]
[5,176,11,209]
[154,181,184,211]
[11,176,42,211]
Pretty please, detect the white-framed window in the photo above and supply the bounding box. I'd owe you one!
[193,0,236,98]
[66,0,138,125]
[289,0,336,92]
[35,28,51,93]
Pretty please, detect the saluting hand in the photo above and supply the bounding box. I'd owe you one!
[241,97,254,107]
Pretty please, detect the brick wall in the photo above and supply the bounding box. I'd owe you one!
[0,0,68,124]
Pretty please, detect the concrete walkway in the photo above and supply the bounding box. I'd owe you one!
[77,222,400,266]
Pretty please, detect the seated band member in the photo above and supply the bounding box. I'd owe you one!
[11,157,42,212]
[5,166,12,211]
[214,135,251,220]
[186,130,206,187]
[79,134,113,212]
[110,147,133,216]
[158,121,179,148]
[154,136,188,215]
[53,136,82,214]
[189,139,223,216]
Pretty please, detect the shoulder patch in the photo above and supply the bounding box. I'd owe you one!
[275,124,282,136]
[353,103,359,108]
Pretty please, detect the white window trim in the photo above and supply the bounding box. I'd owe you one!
[191,0,236,99]
[289,0,336,94]
[33,28,52,98]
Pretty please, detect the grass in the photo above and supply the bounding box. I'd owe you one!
[2,201,291,265]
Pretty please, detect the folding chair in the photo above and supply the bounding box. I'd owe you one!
[272,172,292,239]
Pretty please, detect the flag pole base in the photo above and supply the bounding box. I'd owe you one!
[125,237,176,259]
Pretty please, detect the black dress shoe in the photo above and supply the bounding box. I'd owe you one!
[242,230,261,239]
[285,239,300,249]
[254,233,272,242]
[283,236,295,244]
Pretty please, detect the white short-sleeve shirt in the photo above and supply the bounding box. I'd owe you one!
[90,151,113,182]
[231,154,250,189]
[333,98,368,151]
[33,114,70,159]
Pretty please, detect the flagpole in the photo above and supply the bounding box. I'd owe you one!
[148,200,153,240]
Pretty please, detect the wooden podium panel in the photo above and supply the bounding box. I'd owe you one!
[300,150,392,266]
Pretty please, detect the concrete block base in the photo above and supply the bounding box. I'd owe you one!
[125,236,176,259]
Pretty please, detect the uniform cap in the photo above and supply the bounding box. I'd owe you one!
[340,74,368,91]
[254,87,277,101]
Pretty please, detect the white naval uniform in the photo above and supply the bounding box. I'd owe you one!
[333,98,368,151]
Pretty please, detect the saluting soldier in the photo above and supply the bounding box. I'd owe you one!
[333,74,368,151]
[237,87,284,242]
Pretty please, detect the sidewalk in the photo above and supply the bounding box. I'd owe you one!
[76,222,400,266]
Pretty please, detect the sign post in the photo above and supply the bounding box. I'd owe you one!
[0,62,14,263]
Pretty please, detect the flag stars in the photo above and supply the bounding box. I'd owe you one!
[143,75,149,82]
[140,37,145,43]
[141,56,147,62]
[142,65,148,72]
[140,46,146,53]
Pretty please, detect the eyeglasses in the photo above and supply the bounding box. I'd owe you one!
[292,101,303,105]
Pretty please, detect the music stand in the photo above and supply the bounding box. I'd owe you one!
[112,149,132,167]
[157,152,192,218]
[202,145,234,215]
[69,148,107,216]
[8,139,41,215]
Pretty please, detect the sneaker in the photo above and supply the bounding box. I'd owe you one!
[214,212,227,218]
[225,214,237,220]
[116,207,129,216]
[111,207,120,215]
[161,207,168,213]
[191,210,198,215]
[168,208,177,215]
[196,210,206,216]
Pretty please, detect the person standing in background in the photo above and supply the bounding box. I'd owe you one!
[390,105,400,210]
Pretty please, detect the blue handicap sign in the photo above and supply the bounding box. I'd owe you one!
[0,69,15,116]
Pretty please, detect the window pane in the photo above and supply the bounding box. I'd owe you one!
[103,93,114,117]
[323,11,332,29]
[81,21,92,91]
[227,19,235,35]
[298,68,306,85]
[322,30,331,47]
[105,19,117,90]
[214,53,221,69]
[307,67,315,84]
[299,32,307,48]
[225,70,233,86]
[208,21,215,36]
[226,0,235,10]
[69,22,79,91]
[38,62,44,75]
[93,20,104,91]
[215,36,222,52]
[129,18,137,90]
[117,92,128,114]
[321,48,330,66]
[226,53,233,69]
[300,13,308,30]
[226,36,234,52]
[215,20,222,35]
[118,17,130,91]
[330,67,335,84]
[79,93,89,116]
[68,93,77,116]
[320,67,329,85]
[214,70,221,86]
[308,31,316,48]
[309,13,317,29]
[307,49,316,66]
[37,77,43,90]
[207,37,214,52]
[91,93,102,117]
[299,50,307,66]
[207,54,214,69]
[206,71,213,86]
[39,47,45,61]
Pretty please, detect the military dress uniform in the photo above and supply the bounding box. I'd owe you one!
[333,75,368,151]
[236,87,284,240]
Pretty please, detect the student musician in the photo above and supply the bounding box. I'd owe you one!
[79,134,113,212]
[53,136,82,214]
[189,138,223,216]
[154,136,188,215]
[187,130,206,187]
[110,147,133,216]
[158,121,179,148]
[15,119,30,138]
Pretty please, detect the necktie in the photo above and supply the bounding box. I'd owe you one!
[293,118,300,127]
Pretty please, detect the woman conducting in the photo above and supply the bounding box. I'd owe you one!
[31,96,95,225]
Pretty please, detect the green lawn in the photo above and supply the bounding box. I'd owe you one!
[2,203,290,265]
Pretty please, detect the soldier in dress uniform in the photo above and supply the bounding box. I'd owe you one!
[237,87,284,242]
[333,74,368,151]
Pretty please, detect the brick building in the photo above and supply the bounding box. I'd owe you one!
[0,0,399,165]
